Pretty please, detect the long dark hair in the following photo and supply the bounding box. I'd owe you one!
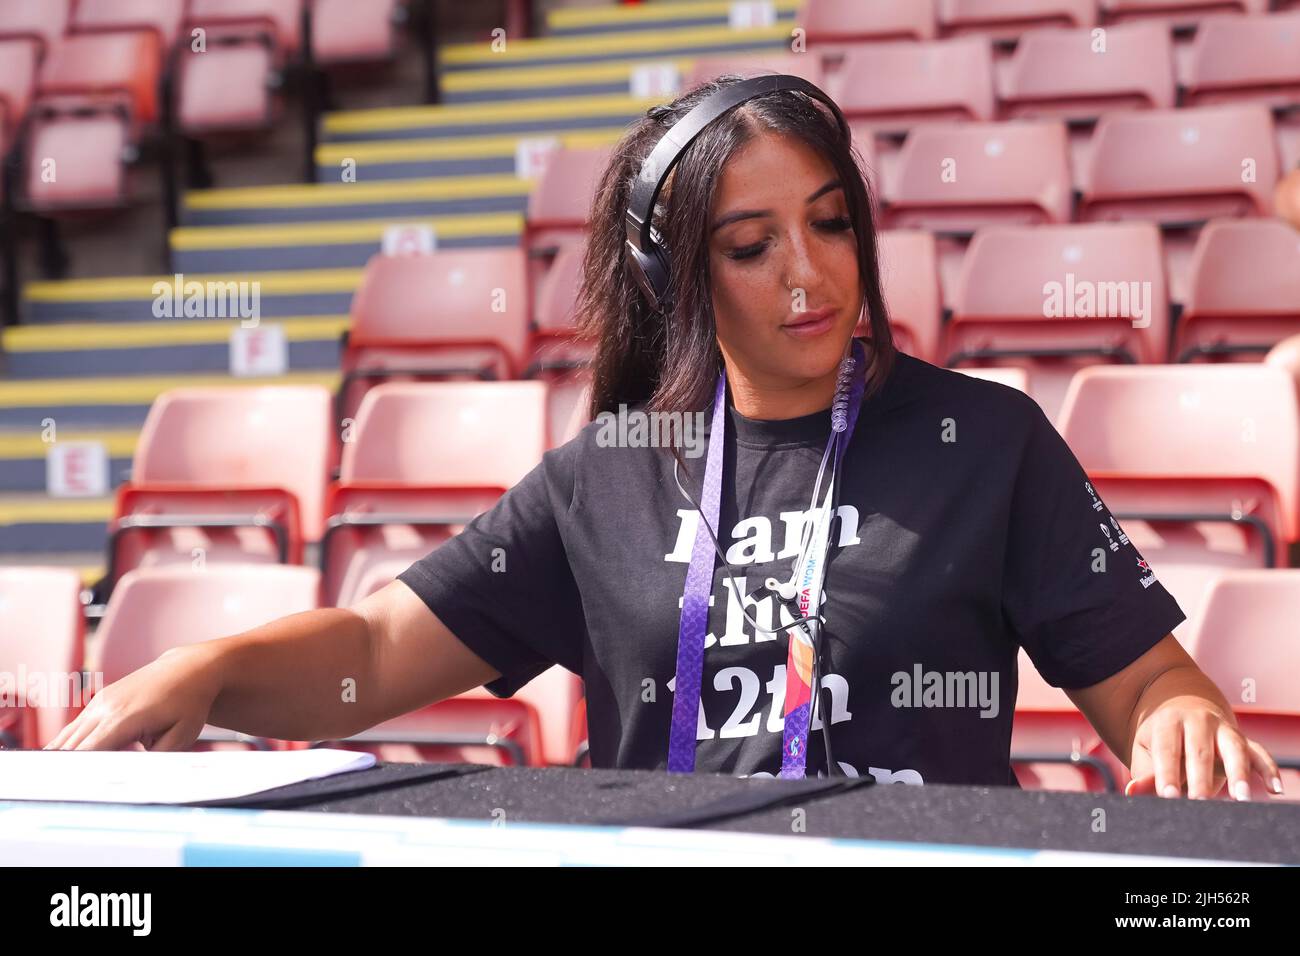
[575,74,896,422]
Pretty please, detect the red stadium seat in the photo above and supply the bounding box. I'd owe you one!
[319,660,583,768]
[37,32,163,131]
[1175,219,1300,363]
[1266,333,1300,399]
[524,237,595,448]
[322,380,548,608]
[948,221,1168,418]
[937,0,1098,39]
[1078,105,1280,226]
[1150,562,1223,642]
[0,0,72,63]
[340,248,530,423]
[871,228,943,364]
[188,0,303,56]
[0,567,85,749]
[310,0,401,66]
[527,237,594,376]
[830,37,996,134]
[881,120,1073,232]
[176,42,277,135]
[798,0,938,46]
[1183,570,1300,800]
[95,564,321,750]
[1057,364,1300,572]
[1180,12,1300,111]
[176,0,303,137]
[22,113,130,211]
[70,0,188,51]
[101,385,333,605]
[548,372,592,449]
[1099,0,1268,28]
[319,383,580,767]
[687,52,827,90]
[524,144,610,250]
[523,142,609,320]
[20,30,166,216]
[997,22,1176,121]
[1012,650,1124,792]
[0,39,37,151]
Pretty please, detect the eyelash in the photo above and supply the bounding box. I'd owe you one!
[727,216,854,261]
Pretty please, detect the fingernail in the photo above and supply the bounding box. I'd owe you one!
[1271,777,1284,795]
[1161,784,1180,798]
[1233,780,1251,802]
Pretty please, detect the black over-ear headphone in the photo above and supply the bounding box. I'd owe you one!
[623,74,853,317]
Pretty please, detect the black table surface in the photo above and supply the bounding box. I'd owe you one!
[186,762,1300,864]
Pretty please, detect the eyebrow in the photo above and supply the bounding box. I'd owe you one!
[710,178,844,234]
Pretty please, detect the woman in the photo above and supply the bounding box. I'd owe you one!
[49,76,1283,801]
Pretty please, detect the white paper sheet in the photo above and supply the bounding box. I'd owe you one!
[0,749,377,804]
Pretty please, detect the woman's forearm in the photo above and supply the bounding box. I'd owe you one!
[1132,662,1236,733]
[202,607,382,742]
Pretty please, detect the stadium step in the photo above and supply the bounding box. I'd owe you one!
[0,493,114,557]
[170,214,523,272]
[313,125,622,180]
[180,176,531,227]
[1,318,349,381]
[0,370,340,430]
[544,0,802,39]
[22,270,364,323]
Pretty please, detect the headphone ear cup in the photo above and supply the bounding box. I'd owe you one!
[625,237,673,315]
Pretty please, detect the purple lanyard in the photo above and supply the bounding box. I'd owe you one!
[668,339,867,774]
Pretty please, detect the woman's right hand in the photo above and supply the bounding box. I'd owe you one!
[44,643,226,751]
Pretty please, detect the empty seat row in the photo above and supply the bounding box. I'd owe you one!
[0,0,408,262]
[872,106,1282,232]
[95,347,1299,610]
[867,219,1300,418]
[800,0,1288,46]
[96,375,591,609]
[4,561,1293,794]
[825,16,1300,131]
[1014,568,1300,798]
[0,562,584,765]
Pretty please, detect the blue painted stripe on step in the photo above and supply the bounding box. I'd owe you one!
[2,339,343,379]
[0,458,132,493]
[182,195,528,227]
[25,294,354,323]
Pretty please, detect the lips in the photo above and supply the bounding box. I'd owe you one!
[784,307,836,329]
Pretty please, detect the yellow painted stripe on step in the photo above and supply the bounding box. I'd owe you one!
[0,431,138,459]
[0,371,341,407]
[184,174,530,209]
[440,62,692,93]
[322,93,660,135]
[170,213,524,250]
[548,0,800,29]
[314,128,622,166]
[0,498,114,525]
[442,23,789,66]
[25,270,364,302]
[3,316,350,352]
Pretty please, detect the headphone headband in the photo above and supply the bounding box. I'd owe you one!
[624,74,852,315]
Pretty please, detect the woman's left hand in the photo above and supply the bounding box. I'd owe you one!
[1124,695,1284,800]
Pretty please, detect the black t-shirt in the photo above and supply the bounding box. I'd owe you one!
[397,350,1186,785]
